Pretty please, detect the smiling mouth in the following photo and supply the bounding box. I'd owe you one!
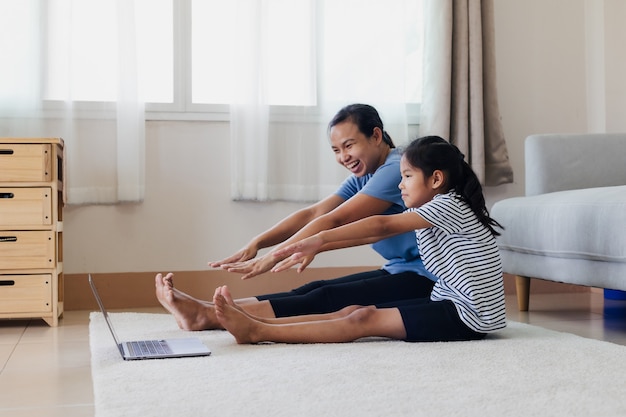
[346,160,360,171]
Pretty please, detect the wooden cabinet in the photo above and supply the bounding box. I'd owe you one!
[0,138,64,326]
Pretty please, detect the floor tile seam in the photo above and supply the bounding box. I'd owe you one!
[0,325,27,374]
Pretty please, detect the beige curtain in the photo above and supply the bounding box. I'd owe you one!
[420,0,513,186]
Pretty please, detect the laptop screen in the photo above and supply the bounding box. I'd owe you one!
[89,275,125,357]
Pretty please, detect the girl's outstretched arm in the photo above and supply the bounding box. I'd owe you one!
[272,211,432,272]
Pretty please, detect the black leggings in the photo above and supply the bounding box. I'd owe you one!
[256,269,435,317]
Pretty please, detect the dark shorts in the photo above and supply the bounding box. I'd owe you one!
[381,298,486,342]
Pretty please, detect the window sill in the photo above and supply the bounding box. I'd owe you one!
[16,103,420,125]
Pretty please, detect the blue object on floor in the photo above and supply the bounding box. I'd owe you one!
[604,289,626,300]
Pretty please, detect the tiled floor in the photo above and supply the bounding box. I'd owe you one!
[1,292,626,417]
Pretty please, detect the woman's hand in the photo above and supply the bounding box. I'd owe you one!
[209,244,258,269]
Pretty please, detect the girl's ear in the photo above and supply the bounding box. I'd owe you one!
[431,170,446,189]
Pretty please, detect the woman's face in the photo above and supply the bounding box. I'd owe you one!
[329,121,385,177]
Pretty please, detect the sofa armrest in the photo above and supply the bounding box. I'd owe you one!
[525,133,626,196]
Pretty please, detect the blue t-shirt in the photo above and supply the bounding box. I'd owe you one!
[334,149,437,281]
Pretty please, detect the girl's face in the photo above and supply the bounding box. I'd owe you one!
[399,155,440,208]
[329,121,387,177]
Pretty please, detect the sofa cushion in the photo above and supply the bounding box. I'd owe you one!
[493,185,626,263]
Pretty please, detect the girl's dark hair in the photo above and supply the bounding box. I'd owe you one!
[403,136,503,236]
[328,103,395,148]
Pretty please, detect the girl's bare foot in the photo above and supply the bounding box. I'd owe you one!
[155,273,221,331]
[213,288,262,344]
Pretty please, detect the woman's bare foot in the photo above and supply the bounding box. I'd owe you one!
[155,273,221,331]
[213,286,262,344]
[158,273,214,306]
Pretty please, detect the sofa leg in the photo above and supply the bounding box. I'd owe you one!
[515,275,531,311]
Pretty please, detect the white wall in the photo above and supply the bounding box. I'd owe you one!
[488,0,626,205]
[486,0,588,204]
[63,0,626,274]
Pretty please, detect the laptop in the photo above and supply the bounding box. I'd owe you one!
[89,274,211,360]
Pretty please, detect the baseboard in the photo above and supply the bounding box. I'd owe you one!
[65,267,376,310]
[64,269,591,311]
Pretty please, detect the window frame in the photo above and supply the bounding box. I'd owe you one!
[40,0,421,124]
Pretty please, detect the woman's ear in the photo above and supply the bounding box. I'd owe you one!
[371,127,383,144]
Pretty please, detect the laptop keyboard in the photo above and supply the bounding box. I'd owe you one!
[127,340,173,357]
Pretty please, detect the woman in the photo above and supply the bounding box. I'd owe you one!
[156,104,437,330]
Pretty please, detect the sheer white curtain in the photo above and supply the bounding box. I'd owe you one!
[230,0,417,202]
[0,0,145,204]
[420,0,513,186]
[229,0,272,201]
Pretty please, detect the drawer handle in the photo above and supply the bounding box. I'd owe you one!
[0,280,15,286]
[0,236,17,242]
[0,149,15,155]
[0,192,15,199]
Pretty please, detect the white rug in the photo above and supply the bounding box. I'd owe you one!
[90,312,626,417]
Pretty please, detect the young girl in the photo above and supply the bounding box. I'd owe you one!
[156,104,437,331]
[213,136,507,343]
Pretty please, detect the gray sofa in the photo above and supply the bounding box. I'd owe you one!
[491,133,626,311]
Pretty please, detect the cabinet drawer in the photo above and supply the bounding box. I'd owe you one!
[0,144,51,182]
[0,274,52,313]
[0,231,55,269]
[0,188,52,226]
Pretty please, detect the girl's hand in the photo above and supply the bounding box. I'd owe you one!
[271,235,324,273]
[220,254,278,280]
[271,252,316,273]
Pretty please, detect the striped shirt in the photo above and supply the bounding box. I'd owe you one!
[409,191,506,333]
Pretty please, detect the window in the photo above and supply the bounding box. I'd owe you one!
[41,0,423,117]
[45,0,173,103]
